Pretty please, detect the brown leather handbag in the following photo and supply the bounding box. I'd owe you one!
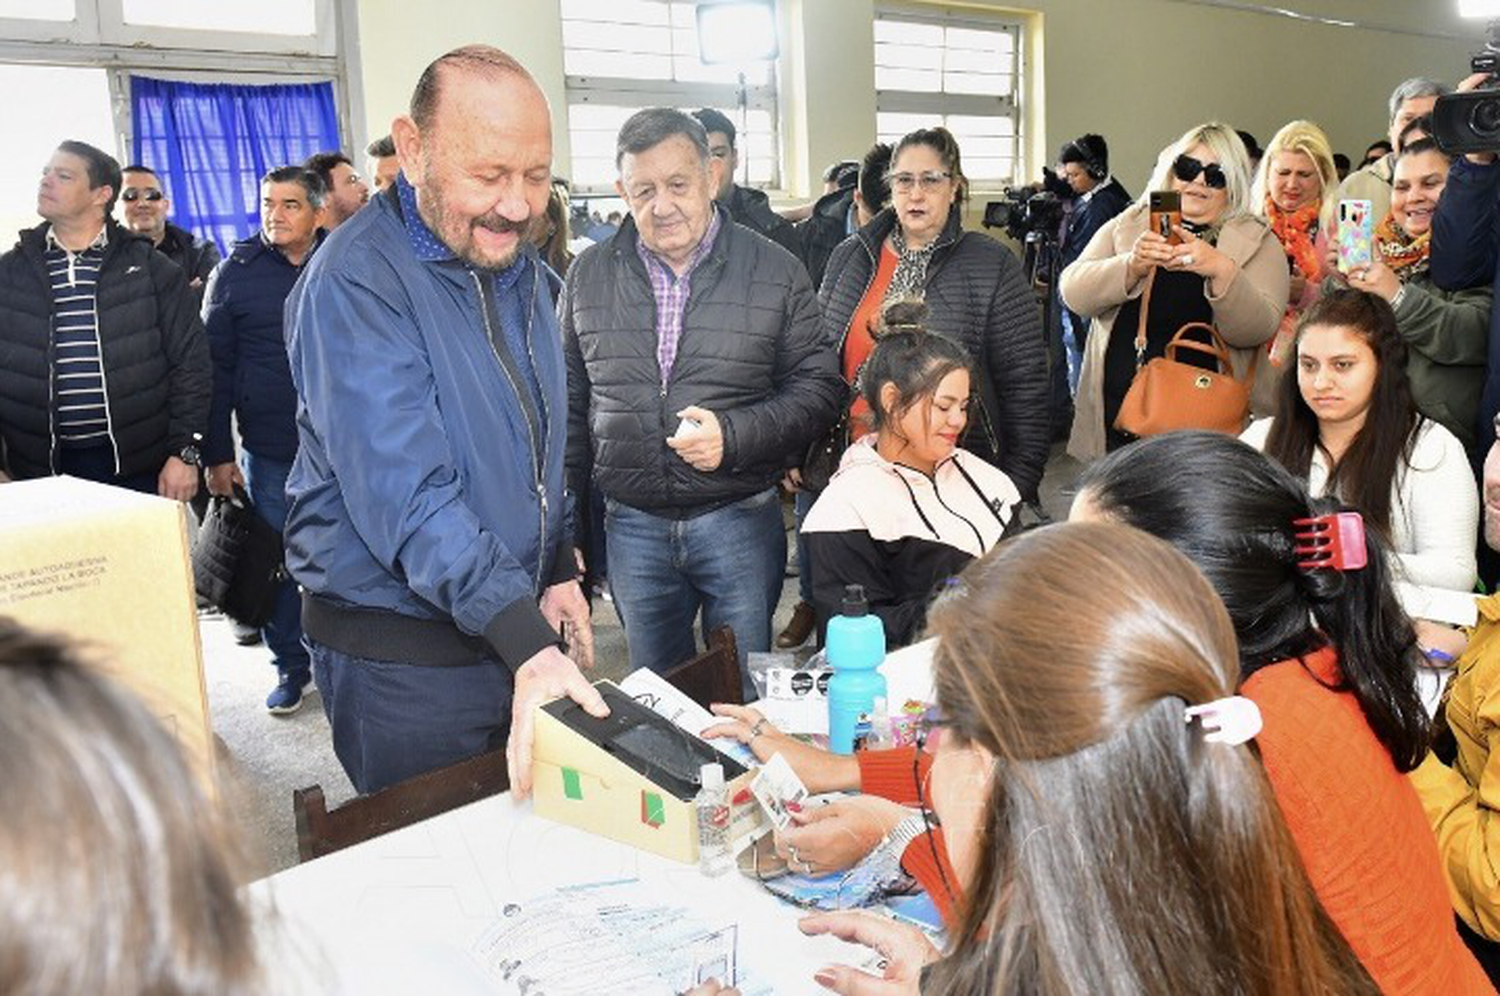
[1114,271,1256,438]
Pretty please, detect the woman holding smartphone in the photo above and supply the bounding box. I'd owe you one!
[1061,122,1289,458]
[1325,138,1490,452]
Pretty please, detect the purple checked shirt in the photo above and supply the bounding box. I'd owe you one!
[634,209,723,387]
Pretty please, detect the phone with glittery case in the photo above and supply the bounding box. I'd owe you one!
[1337,199,1373,275]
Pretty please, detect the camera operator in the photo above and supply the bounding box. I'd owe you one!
[1057,135,1132,394]
[1431,70,1500,457]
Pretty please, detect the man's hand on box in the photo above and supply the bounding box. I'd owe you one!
[508,645,609,799]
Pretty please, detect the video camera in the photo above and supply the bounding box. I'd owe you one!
[1434,18,1500,154]
[983,185,1066,244]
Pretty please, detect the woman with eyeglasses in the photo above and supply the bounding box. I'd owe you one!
[1061,122,1290,458]
[795,521,1383,995]
[811,127,1049,506]
[1069,431,1490,995]
[1249,120,1338,412]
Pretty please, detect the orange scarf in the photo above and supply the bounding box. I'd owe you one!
[1375,213,1431,280]
[1265,195,1322,281]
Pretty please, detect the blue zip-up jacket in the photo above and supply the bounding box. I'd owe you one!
[201,231,323,465]
[1430,155,1500,453]
[282,183,571,670]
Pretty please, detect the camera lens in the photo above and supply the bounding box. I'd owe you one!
[1471,97,1500,140]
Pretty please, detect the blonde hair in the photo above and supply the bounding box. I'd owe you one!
[1251,120,1338,215]
[1141,122,1255,221]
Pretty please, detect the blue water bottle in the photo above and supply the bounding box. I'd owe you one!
[826,584,887,754]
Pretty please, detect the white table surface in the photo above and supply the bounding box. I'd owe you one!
[250,791,869,995]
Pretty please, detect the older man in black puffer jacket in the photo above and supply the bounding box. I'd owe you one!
[563,108,842,686]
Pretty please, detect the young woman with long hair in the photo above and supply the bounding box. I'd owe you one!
[801,299,1020,646]
[1243,287,1478,627]
[801,522,1379,995]
[1073,431,1490,995]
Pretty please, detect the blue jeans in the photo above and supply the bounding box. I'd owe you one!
[241,450,310,683]
[794,488,817,605]
[309,640,514,795]
[1061,306,1086,396]
[606,488,785,690]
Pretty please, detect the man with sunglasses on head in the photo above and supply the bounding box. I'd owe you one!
[118,165,221,312]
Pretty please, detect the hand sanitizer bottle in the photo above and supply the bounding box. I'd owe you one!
[696,762,732,877]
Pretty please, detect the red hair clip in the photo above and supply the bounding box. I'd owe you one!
[1292,512,1367,571]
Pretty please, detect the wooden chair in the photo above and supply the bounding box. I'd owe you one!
[292,746,509,863]
[659,625,743,708]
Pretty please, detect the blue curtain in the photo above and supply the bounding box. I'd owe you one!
[130,75,340,254]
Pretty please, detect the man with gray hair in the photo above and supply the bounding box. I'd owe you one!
[1324,76,1450,230]
[562,107,841,688]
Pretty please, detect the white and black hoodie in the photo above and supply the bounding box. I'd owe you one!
[801,435,1021,647]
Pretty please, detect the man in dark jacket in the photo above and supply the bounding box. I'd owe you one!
[1057,135,1131,394]
[202,165,326,714]
[1431,72,1500,466]
[0,140,208,497]
[563,108,842,685]
[283,47,604,797]
[691,108,802,261]
[118,165,221,312]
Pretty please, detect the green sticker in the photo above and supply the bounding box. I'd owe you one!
[562,767,582,801]
[641,790,665,828]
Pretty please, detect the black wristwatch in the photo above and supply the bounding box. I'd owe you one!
[177,444,201,467]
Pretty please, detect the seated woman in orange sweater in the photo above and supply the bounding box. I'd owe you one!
[1077,431,1491,996]
[795,523,1380,993]
[711,431,1492,995]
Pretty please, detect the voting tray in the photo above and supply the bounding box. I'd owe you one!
[532,680,753,863]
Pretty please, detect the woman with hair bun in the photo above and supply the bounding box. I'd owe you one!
[800,298,1020,647]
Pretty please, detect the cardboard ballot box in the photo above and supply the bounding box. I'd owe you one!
[0,476,213,781]
[533,680,758,863]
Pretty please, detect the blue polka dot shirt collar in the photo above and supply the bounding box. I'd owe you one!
[397,171,529,291]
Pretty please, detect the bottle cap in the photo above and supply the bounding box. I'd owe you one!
[841,583,869,617]
[699,762,724,790]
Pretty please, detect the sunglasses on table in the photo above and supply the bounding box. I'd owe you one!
[1171,155,1228,190]
[121,189,165,202]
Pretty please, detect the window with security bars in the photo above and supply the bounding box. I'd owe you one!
[561,0,780,191]
[873,10,1022,188]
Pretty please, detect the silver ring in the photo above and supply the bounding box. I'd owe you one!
[749,718,767,739]
[1180,254,1194,266]
[788,845,800,865]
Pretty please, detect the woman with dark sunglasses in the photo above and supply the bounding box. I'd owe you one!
[1060,122,1289,459]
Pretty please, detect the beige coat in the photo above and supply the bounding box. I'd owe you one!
[1059,202,1290,461]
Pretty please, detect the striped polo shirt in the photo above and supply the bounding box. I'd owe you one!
[45,226,110,447]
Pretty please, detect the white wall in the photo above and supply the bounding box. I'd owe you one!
[353,0,1477,200]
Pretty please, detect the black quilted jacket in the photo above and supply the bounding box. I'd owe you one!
[562,208,843,518]
[0,220,209,479]
[818,206,1049,500]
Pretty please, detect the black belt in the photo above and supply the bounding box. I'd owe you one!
[302,594,492,668]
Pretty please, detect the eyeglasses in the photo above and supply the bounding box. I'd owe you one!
[913,707,959,905]
[888,170,953,194]
[121,189,164,203]
[1171,155,1228,190]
